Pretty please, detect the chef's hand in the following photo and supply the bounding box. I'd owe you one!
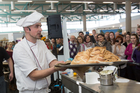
[9,72,13,81]
[54,61,67,71]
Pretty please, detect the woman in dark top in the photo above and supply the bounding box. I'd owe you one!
[132,46,140,82]
[6,42,16,90]
[95,34,112,52]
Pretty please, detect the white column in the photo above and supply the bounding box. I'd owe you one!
[125,0,131,32]
[82,15,87,31]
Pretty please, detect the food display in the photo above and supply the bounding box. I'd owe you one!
[100,70,113,75]
[71,47,121,65]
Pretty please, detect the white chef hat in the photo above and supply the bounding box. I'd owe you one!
[16,11,44,27]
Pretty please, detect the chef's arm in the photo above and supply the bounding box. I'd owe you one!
[28,67,56,81]
[28,60,65,81]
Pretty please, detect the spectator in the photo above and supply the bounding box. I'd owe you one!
[123,33,131,48]
[78,31,84,39]
[56,38,63,55]
[45,39,53,51]
[90,30,96,43]
[136,24,140,42]
[69,35,77,59]
[6,42,17,90]
[125,34,139,80]
[132,45,140,82]
[112,35,126,59]
[125,34,139,61]
[112,35,126,77]
[94,33,98,43]
[77,36,85,52]
[105,32,110,41]
[0,46,13,93]
[115,32,120,37]
[95,34,112,52]
[84,35,95,50]
[109,32,115,45]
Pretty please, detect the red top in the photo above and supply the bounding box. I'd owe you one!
[46,45,53,50]
[6,51,14,63]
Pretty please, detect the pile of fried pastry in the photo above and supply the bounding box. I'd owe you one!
[71,47,120,65]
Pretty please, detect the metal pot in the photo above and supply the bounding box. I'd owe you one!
[98,70,116,86]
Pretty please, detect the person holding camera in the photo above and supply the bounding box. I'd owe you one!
[112,35,126,77]
[112,35,126,59]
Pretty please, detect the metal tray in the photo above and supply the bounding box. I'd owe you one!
[55,59,131,68]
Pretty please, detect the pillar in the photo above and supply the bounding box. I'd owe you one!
[82,15,87,31]
[125,0,131,32]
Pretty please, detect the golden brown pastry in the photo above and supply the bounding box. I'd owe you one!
[71,47,121,65]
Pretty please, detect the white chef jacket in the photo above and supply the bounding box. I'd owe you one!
[13,38,56,93]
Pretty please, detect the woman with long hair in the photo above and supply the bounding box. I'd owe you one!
[125,34,139,61]
[109,32,115,45]
[95,34,112,52]
[84,35,95,50]
[6,42,16,90]
[77,36,85,52]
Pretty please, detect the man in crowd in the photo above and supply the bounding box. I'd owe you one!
[13,11,65,93]
[105,32,110,41]
[78,31,84,39]
[136,24,140,42]
[90,29,96,43]
[69,35,77,59]
[115,32,120,37]
[0,47,13,93]
[94,33,98,43]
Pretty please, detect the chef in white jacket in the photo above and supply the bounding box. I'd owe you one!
[13,11,65,93]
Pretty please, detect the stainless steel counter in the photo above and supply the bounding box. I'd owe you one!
[61,74,140,93]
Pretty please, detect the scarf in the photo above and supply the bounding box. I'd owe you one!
[84,42,93,47]
[98,40,106,47]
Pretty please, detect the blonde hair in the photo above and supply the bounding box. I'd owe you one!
[7,42,13,45]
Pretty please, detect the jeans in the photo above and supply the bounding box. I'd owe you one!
[0,75,6,93]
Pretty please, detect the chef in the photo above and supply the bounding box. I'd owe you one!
[13,11,65,93]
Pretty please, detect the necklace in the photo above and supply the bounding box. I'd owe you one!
[132,44,135,49]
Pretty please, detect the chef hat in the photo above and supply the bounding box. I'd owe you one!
[16,11,44,27]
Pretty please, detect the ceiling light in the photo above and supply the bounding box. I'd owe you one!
[83,10,92,12]
[45,1,59,3]
[122,2,132,4]
[70,1,95,3]
[100,10,108,12]
[13,10,36,12]
[103,2,114,4]
[46,10,56,12]
[65,10,75,12]
[120,25,122,27]
[17,0,32,2]
[3,9,6,12]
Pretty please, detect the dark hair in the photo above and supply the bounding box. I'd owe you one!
[84,35,91,43]
[109,32,115,44]
[79,31,84,35]
[125,33,131,38]
[131,34,139,46]
[115,35,123,43]
[97,34,105,39]
[77,36,84,45]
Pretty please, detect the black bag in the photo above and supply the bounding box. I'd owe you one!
[49,79,62,93]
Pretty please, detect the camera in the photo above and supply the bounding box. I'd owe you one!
[115,40,119,42]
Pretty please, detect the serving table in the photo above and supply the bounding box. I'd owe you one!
[61,74,140,93]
